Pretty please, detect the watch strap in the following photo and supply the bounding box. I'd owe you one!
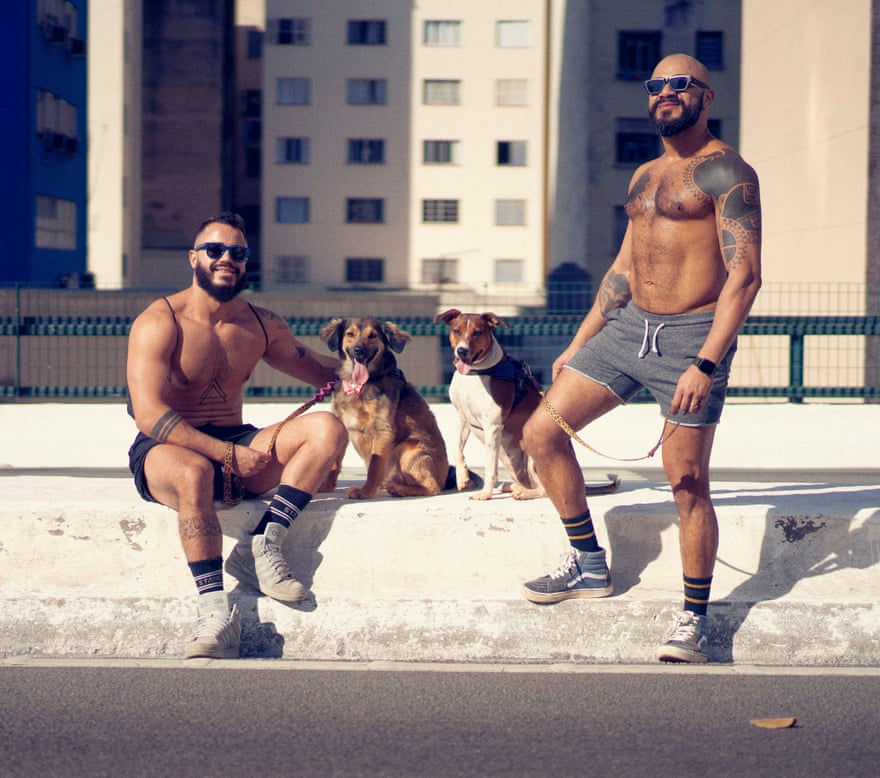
[693,357,717,376]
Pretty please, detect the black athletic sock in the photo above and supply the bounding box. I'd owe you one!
[683,575,713,616]
[251,485,313,535]
[188,557,224,595]
[562,511,601,553]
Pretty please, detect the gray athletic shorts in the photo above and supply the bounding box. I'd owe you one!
[564,301,736,426]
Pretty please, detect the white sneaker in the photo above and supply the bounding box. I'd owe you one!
[225,523,307,603]
[184,603,241,659]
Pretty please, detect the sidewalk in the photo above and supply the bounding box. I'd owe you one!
[1,402,878,665]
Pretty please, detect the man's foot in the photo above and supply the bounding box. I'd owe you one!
[184,603,241,659]
[522,547,613,603]
[656,610,709,663]
[225,524,307,603]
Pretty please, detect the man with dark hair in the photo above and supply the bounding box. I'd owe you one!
[522,55,762,663]
[127,212,347,658]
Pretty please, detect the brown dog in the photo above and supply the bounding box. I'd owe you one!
[435,308,619,500]
[320,317,451,499]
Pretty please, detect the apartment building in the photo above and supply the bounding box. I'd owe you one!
[261,1,549,300]
[1,0,88,286]
[259,1,743,303]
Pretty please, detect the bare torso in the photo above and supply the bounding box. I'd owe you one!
[156,292,267,426]
[625,138,734,315]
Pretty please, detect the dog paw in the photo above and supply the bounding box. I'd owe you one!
[346,486,374,499]
[469,491,493,501]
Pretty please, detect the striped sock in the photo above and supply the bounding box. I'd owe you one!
[188,557,224,595]
[252,485,312,535]
[683,575,713,616]
[562,511,601,553]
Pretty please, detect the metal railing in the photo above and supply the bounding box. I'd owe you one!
[2,305,878,402]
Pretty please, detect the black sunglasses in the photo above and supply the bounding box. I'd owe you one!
[194,242,250,262]
[644,74,710,96]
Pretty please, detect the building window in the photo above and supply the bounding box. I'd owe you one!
[422,258,459,284]
[496,20,529,48]
[348,139,385,164]
[495,259,524,284]
[618,31,662,79]
[277,137,310,164]
[276,197,310,223]
[613,205,628,253]
[37,89,78,150]
[276,18,311,45]
[277,78,310,105]
[346,258,384,282]
[695,31,724,69]
[275,255,310,284]
[615,119,660,165]
[497,141,527,166]
[35,195,76,249]
[423,140,459,164]
[423,80,461,105]
[347,79,387,105]
[424,20,461,46]
[247,30,263,59]
[422,200,459,223]
[496,79,528,106]
[495,199,526,226]
[346,198,384,223]
[348,20,386,45]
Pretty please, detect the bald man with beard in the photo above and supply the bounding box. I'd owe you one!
[521,54,762,663]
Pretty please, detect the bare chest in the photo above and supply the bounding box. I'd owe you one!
[168,321,264,396]
[625,161,714,223]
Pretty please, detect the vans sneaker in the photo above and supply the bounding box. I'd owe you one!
[656,610,709,663]
[522,547,613,603]
[225,523,307,603]
[184,603,241,659]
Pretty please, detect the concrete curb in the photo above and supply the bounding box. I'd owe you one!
[2,471,879,665]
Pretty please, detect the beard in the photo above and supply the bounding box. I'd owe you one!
[650,97,703,137]
[195,262,248,302]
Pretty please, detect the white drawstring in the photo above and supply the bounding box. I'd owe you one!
[638,319,666,358]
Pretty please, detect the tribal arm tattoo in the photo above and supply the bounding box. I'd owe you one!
[692,149,762,273]
[150,409,184,442]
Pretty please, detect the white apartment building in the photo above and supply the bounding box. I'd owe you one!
[261,0,550,300]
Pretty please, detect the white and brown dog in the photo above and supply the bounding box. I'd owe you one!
[435,309,619,500]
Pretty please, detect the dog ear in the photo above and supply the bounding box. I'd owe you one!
[482,312,509,330]
[381,321,412,353]
[319,318,346,353]
[434,308,461,325]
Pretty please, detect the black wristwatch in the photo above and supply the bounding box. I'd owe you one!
[693,357,717,376]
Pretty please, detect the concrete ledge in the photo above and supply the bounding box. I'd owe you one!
[2,473,879,665]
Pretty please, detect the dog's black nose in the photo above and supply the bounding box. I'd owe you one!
[455,346,469,359]
[352,344,368,360]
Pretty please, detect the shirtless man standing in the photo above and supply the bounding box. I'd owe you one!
[127,212,347,659]
[521,54,762,662]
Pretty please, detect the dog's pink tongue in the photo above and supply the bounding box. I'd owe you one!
[455,360,472,375]
[351,362,370,386]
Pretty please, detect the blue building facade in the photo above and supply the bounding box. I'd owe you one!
[1,1,88,286]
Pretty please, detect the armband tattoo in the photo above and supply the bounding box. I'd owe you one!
[151,410,183,442]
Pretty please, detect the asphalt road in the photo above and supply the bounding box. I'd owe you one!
[1,661,878,777]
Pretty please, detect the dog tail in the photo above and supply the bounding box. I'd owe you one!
[443,465,484,493]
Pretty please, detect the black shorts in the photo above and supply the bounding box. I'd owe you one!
[128,423,262,503]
